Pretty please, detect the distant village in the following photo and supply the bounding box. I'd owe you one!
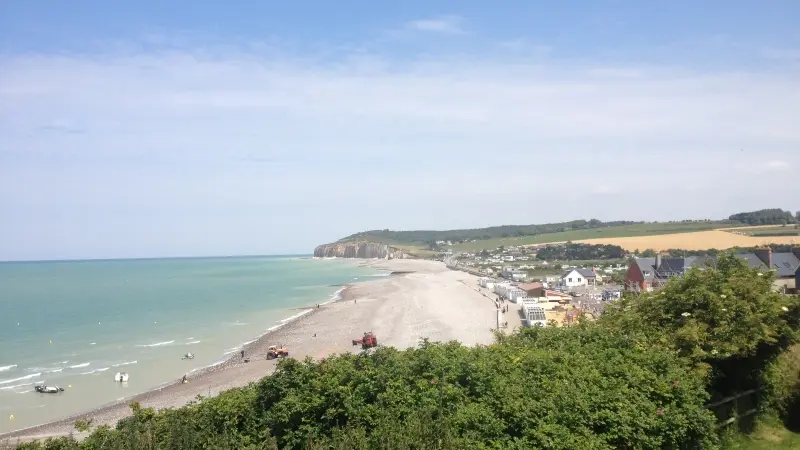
[443,242,800,328]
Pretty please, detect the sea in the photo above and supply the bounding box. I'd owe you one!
[0,256,384,434]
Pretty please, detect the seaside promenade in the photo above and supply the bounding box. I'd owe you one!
[1,259,498,444]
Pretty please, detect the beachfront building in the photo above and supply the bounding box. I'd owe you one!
[625,248,800,292]
[522,304,547,327]
[478,278,496,289]
[493,283,526,302]
[562,268,598,288]
[518,282,546,298]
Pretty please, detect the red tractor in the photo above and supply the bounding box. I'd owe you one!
[352,331,378,350]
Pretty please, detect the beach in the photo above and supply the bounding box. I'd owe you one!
[1,259,498,444]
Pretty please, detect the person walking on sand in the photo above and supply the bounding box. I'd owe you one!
[181,374,187,384]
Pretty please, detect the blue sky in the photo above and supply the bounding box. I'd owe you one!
[1,1,798,260]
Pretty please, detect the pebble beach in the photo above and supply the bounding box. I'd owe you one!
[1,259,499,445]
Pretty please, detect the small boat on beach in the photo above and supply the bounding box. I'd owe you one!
[115,372,129,382]
[34,385,64,394]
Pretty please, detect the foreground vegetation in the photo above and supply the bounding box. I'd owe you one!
[11,255,800,449]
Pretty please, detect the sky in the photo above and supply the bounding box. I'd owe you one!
[1,1,799,260]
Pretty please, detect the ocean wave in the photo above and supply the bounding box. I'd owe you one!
[222,348,240,355]
[280,310,312,323]
[185,340,201,345]
[0,373,41,385]
[322,287,345,305]
[0,381,34,391]
[69,362,90,369]
[190,360,225,374]
[112,360,137,367]
[0,364,16,372]
[79,367,109,375]
[137,340,175,348]
[185,337,194,340]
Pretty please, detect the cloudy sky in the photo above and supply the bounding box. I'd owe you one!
[1,1,798,260]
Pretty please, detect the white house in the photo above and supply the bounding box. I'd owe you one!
[562,268,599,288]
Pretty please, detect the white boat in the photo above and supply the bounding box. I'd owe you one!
[35,385,64,394]
[114,372,129,382]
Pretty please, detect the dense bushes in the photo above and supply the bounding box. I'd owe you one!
[15,327,718,450]
[600,254,799,393]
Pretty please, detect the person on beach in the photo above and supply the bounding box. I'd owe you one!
[240,350,245,359]
[181,374,187,384]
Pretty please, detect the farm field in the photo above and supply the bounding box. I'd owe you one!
[725,225,800,237]
[450,222,744,252]
[576,230,800,251]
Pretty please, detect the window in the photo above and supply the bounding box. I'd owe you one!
[568,278,573,282]
[577,278,582,282]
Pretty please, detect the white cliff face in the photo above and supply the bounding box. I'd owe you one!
[313,242,409,259]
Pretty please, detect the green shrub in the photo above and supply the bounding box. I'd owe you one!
[600,253,798,391]
[763,343,800,415]
[15,326,718,450]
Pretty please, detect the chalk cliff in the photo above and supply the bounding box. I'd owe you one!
[313,241,410,259]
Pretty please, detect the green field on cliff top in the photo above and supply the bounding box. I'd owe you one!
[336,220,745,252]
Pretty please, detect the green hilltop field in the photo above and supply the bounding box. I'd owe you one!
[332,209,798,254]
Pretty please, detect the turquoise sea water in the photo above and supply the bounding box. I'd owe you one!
[0,256,381,433]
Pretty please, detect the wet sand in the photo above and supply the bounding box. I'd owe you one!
[1,259,498,445]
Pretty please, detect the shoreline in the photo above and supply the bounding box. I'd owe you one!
[0,282,354,441]
[1,259,498,445]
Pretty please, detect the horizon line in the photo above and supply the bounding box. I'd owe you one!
[0,253,314,264]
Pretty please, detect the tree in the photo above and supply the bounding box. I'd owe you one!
[600,253,800,392]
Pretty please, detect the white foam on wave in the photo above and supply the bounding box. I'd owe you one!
[0,364,16,372]
[185,340,201,345]
[69,362,90,369]
[367,273,391,277]
[190,360,225,374]
[0,373,41,385]
[79,367,109,375]
[280,309,312,323]
[137,340,175,348]
[0,382,34,391]
[185,337,194,340]
[112,360,137,367]
[320,287,345,305]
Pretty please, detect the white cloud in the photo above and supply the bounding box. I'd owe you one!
[0,40,798,259]
[406,15,465,34]
[761,160,792,171]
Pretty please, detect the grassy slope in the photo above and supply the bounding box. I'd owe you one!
[723,419,800,449]
[732,226,800,237]
[450,222,744,252]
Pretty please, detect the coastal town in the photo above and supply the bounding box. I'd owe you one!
[444,242,800,328]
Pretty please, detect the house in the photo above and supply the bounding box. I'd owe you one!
[562,268,599,287]
[796,265,800,292]
[753,248,800,292]
[625,248,800,292]
[518,282,546,298]
[625,255,714,292]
